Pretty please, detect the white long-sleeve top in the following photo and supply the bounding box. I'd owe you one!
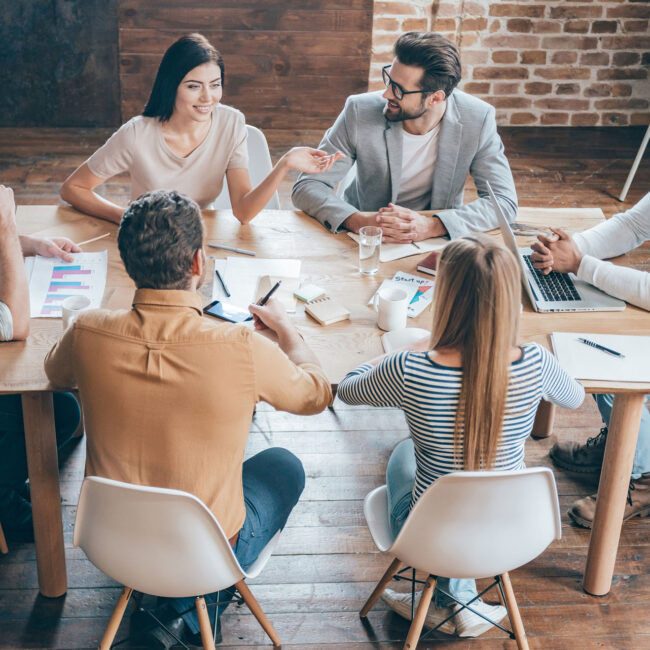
[573,192,650,311]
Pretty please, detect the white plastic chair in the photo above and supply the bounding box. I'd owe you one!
[360,467,561,650]
[211,124,280,210]
[73,476,282,649]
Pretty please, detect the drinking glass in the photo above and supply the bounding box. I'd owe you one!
[358,226,382,275]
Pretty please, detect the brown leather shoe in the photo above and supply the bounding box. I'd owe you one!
[550,427,607,474]
[569,472,650,529]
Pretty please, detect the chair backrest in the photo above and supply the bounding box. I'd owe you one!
[391,467,561,579]
[211,124,280,210]
[73,477,245,598]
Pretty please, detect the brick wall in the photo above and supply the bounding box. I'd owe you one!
[369,0,650,126]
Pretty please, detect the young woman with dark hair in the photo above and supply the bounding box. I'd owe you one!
[338,234,585,638]
[61,33,341,224]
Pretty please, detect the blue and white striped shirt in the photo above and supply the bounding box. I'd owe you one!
[338,343,584,506]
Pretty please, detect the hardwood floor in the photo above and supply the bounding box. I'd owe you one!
[0,126,649,649]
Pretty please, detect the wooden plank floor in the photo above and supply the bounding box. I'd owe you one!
[0,126,649,649]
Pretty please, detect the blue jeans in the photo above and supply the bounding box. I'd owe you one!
[594,394,650,478]
[386,438,478,608]
[0,392,80,489]
[168,447,306,635]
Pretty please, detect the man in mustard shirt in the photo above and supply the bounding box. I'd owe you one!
[45,190,332,647]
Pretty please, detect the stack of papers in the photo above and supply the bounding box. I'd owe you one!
[369,272,435,318]
[347,232,447,262]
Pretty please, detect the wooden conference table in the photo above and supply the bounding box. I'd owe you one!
[6,204,650,599]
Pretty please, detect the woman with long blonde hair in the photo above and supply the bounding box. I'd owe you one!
[338,234,584,637]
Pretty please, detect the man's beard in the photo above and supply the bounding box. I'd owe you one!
[383,99,427,122]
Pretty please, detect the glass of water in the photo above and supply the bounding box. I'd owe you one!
[358,226,382,275]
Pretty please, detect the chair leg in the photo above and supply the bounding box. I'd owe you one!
[235,579,281,647]
[195,596,216,650]
[404,574,436,650]
[499,573,529,650]
[360,556,403,617]
[0,522,8,554]
[99,586,133,650]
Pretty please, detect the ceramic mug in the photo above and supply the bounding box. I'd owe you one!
[61,295,92,329]
[373,286,409,332]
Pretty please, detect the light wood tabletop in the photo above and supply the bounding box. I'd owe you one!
[7,204,650,598]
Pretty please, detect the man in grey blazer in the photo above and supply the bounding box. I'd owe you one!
[292,32,517,242]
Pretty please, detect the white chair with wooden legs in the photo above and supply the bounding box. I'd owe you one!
[0,522,8,554]
[360,468,562,650]
[211,124,281,210]
[73,476,282,649]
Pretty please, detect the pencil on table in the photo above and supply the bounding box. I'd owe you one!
[77,233,111,246]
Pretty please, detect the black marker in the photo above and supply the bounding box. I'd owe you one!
[257,280,282,306]
[215,268,230,297]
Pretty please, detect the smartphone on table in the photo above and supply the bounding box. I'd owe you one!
[203,300,253,323]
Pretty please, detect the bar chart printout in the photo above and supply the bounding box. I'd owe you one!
[27,252,108,318]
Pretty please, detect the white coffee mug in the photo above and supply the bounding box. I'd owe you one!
[61,295,92,329]
[373,286,409,332]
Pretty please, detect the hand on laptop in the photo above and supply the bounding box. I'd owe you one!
[376,203,447,243]
[531,227,583,275]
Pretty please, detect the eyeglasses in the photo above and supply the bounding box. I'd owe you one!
[382,65,429,101]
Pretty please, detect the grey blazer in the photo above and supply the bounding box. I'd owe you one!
[292,90,517,238]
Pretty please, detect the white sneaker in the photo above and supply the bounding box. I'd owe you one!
[381,588,455,635]
[452,600,508,637]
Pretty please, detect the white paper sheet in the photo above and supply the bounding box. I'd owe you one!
[348,232,447,262]
[27,252,108,318]
[551,332,650,382]
[368,272,435,318]
[381,327,431,353]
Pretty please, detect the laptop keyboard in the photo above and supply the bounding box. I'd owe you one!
[524,255,581,302]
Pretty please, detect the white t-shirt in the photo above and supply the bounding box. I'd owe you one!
[86,104,249,208]
[0,301,13,341]
[395,124,440,211]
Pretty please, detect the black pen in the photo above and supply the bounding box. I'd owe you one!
[577,337,625,358]
[215,268,230,297]
[257,280,282,306]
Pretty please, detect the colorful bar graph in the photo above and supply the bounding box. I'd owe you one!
[51,269,92,279]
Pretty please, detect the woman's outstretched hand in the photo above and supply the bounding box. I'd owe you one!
[281,148,345,174]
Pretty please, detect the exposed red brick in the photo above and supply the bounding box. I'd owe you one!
[541,112,570,125]
[624,20,649,32]
[507,18,533,33]
[459,33,479,47]
[597,67,649,80]
[607,5,650,19]
[581,52,610,65]
[461,50,489,65]
[372,33,401,50]
[541,35,598,49]
[532,21,562,34]
[489,4,546,18]
[631,113,650,125]
[534,98,590,110]
[564,20,590,33]
[520,50,546,65]
[368,80,384,92]
[463,82,491,94]
[374,17,401,31]
[534,67,591,80]
[375,2,418,16]
[402,18,429,31]
[595,98,650,110]
[612,83,633,97]
[461,17,488,31]
[556,83,580,95]
[601,35,650,49]
[490,19,501,33]
[492,50,518,64]
[493,82,521,94]
[483,34,540,49]
[525,82,553,95]
[584,83,613,97]
[591,20,617,33]
[464,1,490,16]
[432,18,457,31]
[485,96,532,108]
[571,113,599,126]
[510,112,538,125]
[602,112,629,125]
[550,6,603,19]
[473,67,529,80]
[551,51,578,64]
[613,52,641,66]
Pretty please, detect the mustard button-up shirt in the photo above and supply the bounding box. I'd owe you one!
[45,289,332,537]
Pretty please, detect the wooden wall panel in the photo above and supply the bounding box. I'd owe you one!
[117,0,374,131]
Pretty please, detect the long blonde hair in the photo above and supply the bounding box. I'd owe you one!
[430,234,521,470]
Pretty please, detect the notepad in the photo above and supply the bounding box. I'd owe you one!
[381,328,431,353]
[305,296,351,326]
[551,332,650,382]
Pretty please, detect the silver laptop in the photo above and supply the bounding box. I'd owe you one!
[485,182,626,313]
